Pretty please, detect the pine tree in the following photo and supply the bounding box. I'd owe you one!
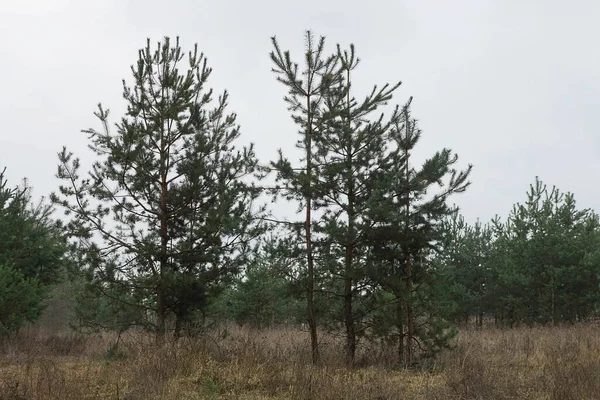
[269,31,342,363]
[52,37,263,342]
[0,168,68,334]
[438,213,494,326]
[490,178,600,325]
[312,44,401,363]
[366,100,472,365]
[215,246,306,328]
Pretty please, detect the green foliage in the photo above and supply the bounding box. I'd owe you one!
[269,32,473,365]
[52,37,264,339]
[437,213,494,325]
[0,264,45,334]
[364,101,472,363]
[0,174,67,287]
[492,178,600,325]
[70,273,151,334]
[201,376,221,397]
[0,169,68,334]
[310,42,402,362]
[438,177,600,327]
[269,31,346,363]
[15,31,597,368]
[216,259,304,327]
[103,340,127,362]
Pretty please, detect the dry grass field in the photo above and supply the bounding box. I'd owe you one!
[1,324,600,399]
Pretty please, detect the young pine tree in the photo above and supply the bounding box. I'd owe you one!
[313,44,401,364]
[0,169,69,334]
[269,31,342,364]
[366,100,472,365]
[437,213,494,326]
[52,37,263,342]
[491,178,600,325]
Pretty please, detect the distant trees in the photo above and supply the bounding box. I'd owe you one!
[0,169,69,334]
[52,37,264,342]
[437,213,494,326]
[214,250,305,328]
[438,177,600,327]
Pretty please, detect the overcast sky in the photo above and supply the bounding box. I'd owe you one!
[1,0,598,224]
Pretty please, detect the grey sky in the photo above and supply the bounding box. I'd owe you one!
[1,0,598,224]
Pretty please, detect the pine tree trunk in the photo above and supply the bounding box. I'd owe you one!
[551,285,556,326]
[344,272,355,364]
[344,121,356,365]
[396,295,404,364]
[403,112,414,367]
[305,94,319,364]
[405,254,414,366]
[156,191,168,344]
[157,127,168,345]
[174,313,183,341]
[306,211,319,364]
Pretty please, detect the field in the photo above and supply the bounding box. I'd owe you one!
[1,324,600,399]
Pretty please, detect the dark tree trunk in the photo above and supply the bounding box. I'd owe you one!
[344,274,355,364]
[174,313,183,341]
[157,178,168,345]
[344,126,356,365]
[405,254,414,366]
[403,109,414,367]
[396,296,404,364]
[156,121,169,345]
[305,94,319,365]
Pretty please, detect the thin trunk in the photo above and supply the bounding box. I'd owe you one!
[343,68,356,365]
[551,285,556,326]
[305,90,319,364]
[396,295,404,364]
[405,254,414,366]
[404,110,414,366]
[157,118,168,345]
[157,167,168,345]
[343,260,355,364]
[174,314,183,341]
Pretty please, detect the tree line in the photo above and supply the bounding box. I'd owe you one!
[1,33,599,368]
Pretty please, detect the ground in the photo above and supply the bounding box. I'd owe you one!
[1,324,600,399]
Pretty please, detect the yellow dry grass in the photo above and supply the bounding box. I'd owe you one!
[1,324,600,399]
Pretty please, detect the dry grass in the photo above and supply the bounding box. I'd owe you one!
[1,324,600,399]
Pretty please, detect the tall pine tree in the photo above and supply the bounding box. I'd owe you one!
[52,37,263,342]
[312,44,401,363]
[269,31,342,363]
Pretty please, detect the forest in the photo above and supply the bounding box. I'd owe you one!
[2,33,600,399]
